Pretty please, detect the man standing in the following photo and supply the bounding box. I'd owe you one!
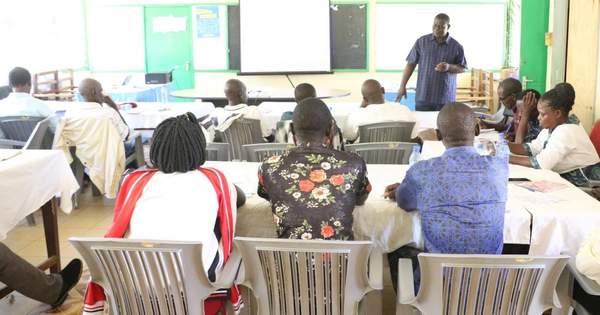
[396,14,467,111]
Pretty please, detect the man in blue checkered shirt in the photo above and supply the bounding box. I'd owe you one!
[396,13,468,111]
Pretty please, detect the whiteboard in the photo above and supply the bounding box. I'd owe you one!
[375,3,506,70]
[192,5,228,70]
[240,0,331,74]
[87,6,146,71]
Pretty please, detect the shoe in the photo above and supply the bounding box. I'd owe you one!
[51,259,83,308]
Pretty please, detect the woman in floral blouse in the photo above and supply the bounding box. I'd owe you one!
[258,98,371,240]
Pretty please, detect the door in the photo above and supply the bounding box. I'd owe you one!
[566,0,600,131]
[519,0,550,92]
[144,6,195,92]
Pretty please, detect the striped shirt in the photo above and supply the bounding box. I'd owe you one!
[407,33,467,104]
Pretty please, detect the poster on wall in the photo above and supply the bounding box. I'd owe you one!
[192,5,228,70]
[196,5,220,38]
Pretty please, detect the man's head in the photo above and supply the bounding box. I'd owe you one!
[361,79,385,107]
[8,67,32,93]
[433,13,451,39]
[497,78,522,110]
[515,89,541,124]
[78,78,104,103]
[437,102,476,148]
[294,83,317,103]
[292,98,334,146]
[150,112,207,173]
[224,79,247,105]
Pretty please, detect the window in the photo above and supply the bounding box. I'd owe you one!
[375,2,508,71]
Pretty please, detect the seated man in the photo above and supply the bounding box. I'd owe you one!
[258,98,371,240]
[480,78,522,131]
[385,102,508,288]
[78,78,136,153]
[0,244,82,308]
[214,79,270,138]
[279,83,317,121]
[343,79,418,142]
[0,67,58,132]
[84,113,241,314]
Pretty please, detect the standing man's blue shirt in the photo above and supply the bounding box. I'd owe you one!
[395,146,508,254]
[407,34,467,105]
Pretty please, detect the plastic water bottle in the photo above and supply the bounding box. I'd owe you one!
[495,133,509,159]
[409,144,421,166]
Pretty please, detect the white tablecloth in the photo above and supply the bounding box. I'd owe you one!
[47,101,215,131]
[0,149,79,239]
[205,161,539,253]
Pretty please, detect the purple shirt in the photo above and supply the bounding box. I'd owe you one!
[407,33,467,104]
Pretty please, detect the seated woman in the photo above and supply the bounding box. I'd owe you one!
[507,89,542,143]
[509,83,600,187]
[84,113,242,314]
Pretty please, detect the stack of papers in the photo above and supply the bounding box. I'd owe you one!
[517,180,568,193]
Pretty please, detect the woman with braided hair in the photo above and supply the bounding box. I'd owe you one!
[83,113,243,314]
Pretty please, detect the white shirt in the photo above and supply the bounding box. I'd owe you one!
[576,228,600,285]
[343,102,419,141]
[0,92,58,132]
[126,170,238,275]
[214,104,270,137]
[526,123,600,173]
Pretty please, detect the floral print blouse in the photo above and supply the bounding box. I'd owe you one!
[258,145,371,240]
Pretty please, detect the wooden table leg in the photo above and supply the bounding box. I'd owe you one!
[41,197,61,273]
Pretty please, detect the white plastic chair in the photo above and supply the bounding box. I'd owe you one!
[397,254,568,315]
[234,237,382,315]
[69,237,241,315]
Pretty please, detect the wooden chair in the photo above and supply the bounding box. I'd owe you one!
[457,69,496,112]
[396,253,568,315]
[220,118,264,160]
[358,121,415,143]
[242,143,294,162]
[69,237,241,315]
[345,142,415,164]
[235,237,382,315]
[33,69,75,101]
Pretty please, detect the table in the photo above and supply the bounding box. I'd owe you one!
[171,88,351,105]
[47,101,215,131]
[205,161,539,253]
[75,84,172,103]
[257,102,439,137]
[0,149,79,297]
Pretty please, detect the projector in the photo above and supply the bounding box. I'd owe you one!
[145,72,172,84]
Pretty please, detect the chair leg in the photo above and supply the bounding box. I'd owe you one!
[26,213,36,226]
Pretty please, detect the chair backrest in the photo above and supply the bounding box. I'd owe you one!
[242,143,294,162]
[345,142,415,164]
[405,254,568,315]
[358,121,415,143]
[23,117,52,149]
[235,237,375,315]
[221,118,264,160]
[0,85,10,100]
[206,142,231,161]
[0,116,44,142]
[69,237,216,315]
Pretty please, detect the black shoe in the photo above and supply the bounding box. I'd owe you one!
[51,259,83,308]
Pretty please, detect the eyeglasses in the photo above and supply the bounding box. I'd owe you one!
[498,93,515,101]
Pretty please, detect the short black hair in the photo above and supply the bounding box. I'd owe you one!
[8,67,31,88]
[517,89,541,100]
[499,78,523,96]
[292,98,333,142]
[434,13,450,24]
[541,83,575,115]
[294,83,317,103]
[150,112,206,173]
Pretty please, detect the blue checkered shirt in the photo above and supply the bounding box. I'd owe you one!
[395,146,508,254]
[407,33,467,104]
